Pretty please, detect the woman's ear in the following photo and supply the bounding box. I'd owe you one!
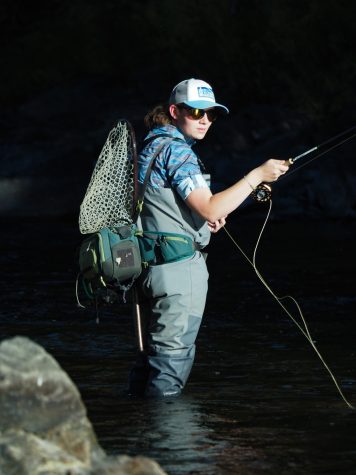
[169,104,179,120]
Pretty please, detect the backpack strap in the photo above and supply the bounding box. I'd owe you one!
[141,133,180,147]
[132,136,178,222]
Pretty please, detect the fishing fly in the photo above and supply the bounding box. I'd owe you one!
[224,124,356,409]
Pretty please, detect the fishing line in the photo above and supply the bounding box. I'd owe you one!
[223,203,354,409]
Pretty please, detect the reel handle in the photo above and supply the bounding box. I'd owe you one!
[251,158,293,202]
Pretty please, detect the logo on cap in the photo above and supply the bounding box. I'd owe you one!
[197,86,214,99]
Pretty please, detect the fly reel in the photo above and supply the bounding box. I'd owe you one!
[251,158,294,203]
[252,183,272,202]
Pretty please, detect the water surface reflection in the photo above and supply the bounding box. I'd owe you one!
[1,217,356,474]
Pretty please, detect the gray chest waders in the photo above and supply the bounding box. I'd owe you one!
[129,134,211,397]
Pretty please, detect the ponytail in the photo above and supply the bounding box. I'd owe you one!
[144,104,172,130]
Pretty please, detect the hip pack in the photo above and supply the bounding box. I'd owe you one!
[138,231,196,265]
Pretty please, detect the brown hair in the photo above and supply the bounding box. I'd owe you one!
[144,104,173,130]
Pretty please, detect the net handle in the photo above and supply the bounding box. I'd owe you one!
[124,120,139,219]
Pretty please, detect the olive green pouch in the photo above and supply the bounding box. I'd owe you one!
[79,224,142,295]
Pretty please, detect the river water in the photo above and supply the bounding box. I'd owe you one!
[1,211,356,474]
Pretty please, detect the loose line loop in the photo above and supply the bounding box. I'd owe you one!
[223,201,354,409]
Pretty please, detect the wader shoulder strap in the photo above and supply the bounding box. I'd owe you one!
[132,136,178,223]
[141,133,182,147]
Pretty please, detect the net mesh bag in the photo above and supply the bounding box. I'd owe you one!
[79,119,136,234]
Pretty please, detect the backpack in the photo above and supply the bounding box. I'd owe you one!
[76,119,141,306]
[76,120,175,307]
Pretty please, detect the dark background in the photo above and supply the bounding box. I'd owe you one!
[2,0,355,117]
[1,0,356,219]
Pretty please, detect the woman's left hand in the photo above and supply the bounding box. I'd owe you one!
[207,216,226,233]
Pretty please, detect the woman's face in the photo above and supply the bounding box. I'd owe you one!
[169,104,214,140]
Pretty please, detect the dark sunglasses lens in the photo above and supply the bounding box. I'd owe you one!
[206,110,218,122]
[187,108,217,121]
[189,108,205,119]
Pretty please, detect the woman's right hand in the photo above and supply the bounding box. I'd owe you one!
[249,159,290,184]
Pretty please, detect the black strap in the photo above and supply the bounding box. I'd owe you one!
[140,138,175,198]
[132,136,177,223]
[141,133,182,147]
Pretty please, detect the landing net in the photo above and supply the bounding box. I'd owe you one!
[79,119,137,234]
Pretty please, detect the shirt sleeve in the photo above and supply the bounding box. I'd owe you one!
[175,174,210,200]
[164,142,210,200]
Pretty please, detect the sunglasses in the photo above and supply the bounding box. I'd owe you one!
[178,104,218,122]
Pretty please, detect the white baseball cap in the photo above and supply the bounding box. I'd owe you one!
[169,78,229,113]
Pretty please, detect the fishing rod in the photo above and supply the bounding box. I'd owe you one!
[251,124,356,202]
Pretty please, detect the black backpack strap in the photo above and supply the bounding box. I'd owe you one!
[132,136,177,223]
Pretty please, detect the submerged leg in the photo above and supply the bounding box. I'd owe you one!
[143,252,209,398]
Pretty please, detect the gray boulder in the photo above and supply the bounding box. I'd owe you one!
[0,336,167,475]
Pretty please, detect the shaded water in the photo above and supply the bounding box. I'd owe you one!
[1,212,356,474]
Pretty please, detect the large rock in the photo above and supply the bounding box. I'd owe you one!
[0,336,167,475]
